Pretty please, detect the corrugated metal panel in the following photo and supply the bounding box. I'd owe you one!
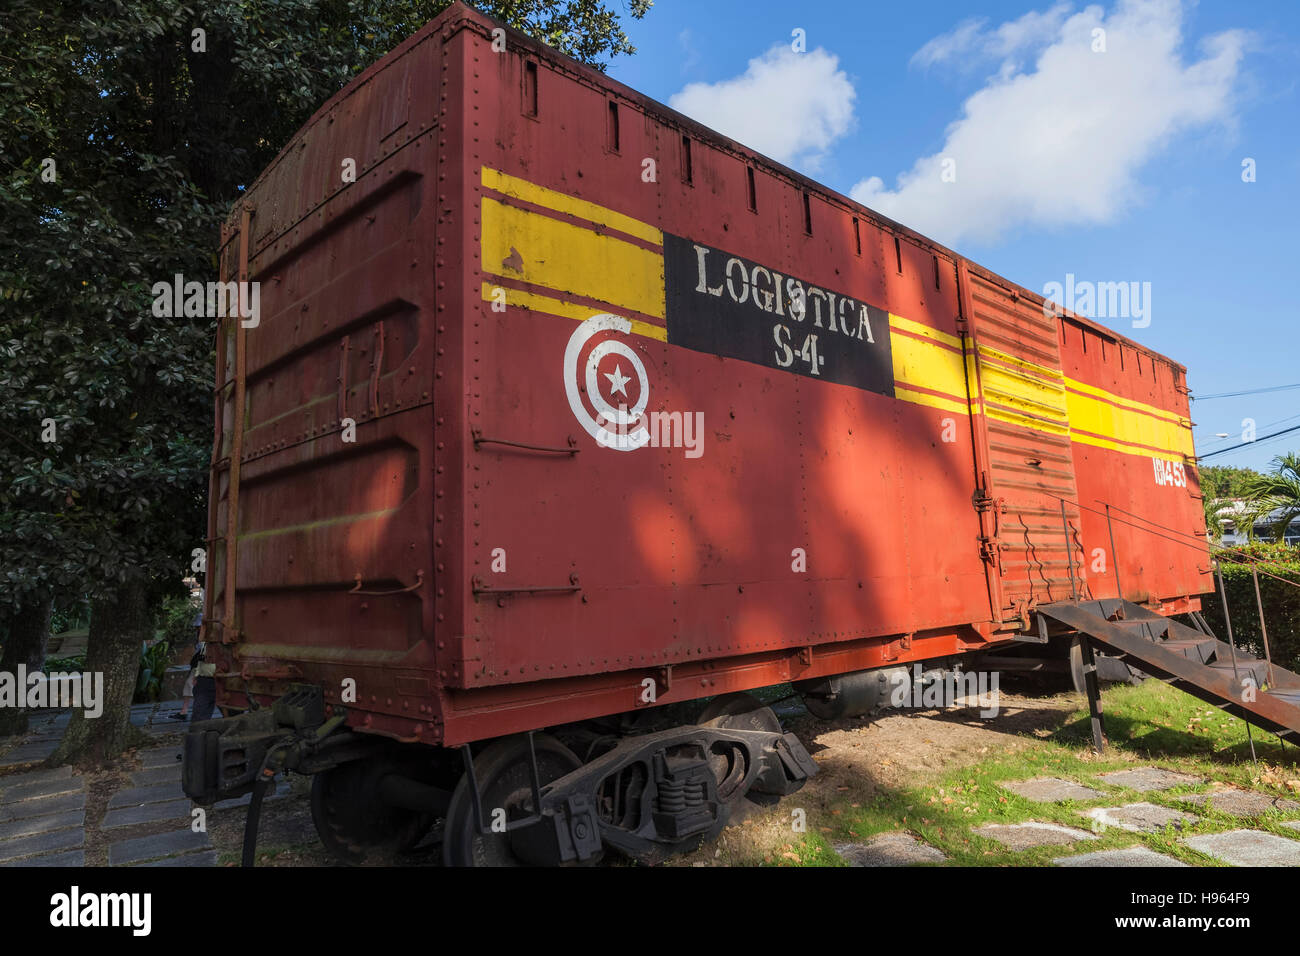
[965,271,1085,614]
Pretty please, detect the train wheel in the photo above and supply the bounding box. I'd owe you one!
[699,692,782,807]
[311,757,435,865]
[1068,636,1145,695]
[441,733,587,867]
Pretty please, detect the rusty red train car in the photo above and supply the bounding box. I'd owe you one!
[182,3,1210,865]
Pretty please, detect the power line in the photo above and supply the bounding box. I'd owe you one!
[1196,411,1300,449]
[1193,383,1300,401]
[1198,423,1300,460]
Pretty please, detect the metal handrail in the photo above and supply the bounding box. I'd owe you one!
[1041,490,1294,749]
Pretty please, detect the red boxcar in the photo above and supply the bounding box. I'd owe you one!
[184,3,1208,865]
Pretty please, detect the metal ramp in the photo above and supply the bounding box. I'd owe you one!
[1036,598,1300,750]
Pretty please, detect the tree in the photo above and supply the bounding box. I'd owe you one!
[1199,464,1261,542]
[1244,452,1300,544]
[0,0,651,763]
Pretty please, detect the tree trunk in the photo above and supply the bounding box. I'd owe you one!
[0,597,53,737]
[50,578,149,767]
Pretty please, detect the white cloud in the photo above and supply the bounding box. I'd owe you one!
[912,3,1073,71]
[669,45,855,172]
[677,28,701,74]
[853,0,1247,246]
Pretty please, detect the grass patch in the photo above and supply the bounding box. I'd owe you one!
[721,681,1300,867]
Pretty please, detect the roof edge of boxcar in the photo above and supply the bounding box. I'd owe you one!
[223,0,1188,377]
[447,3,1189,377]
[219,3,467,245]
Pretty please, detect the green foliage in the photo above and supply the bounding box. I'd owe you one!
[1199,464,1260,541]
[157,590,201,648]
[50,598,90,635]
[1200,543,1300,673]
[135,639,173,702]
[1200,465,1259,501]
[1243,453,1300,543]
[0,0,650,622]
[44,654,88,673]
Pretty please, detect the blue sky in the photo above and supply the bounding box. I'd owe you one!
[607,0,1300,470]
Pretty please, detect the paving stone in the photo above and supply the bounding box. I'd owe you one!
[11,848,85,867]
[1096,768,1203,792]
[108,781,187,810]
[0,773,83,804]
[0,809,85,841]
[0,825,84,864]
[1054,846,1189,867]
[0,740,60,765]
[1002,777,1104,803]
[834,832,946,866]
[1183,829,1300,866]
[0,790,85,822]
[1184,788,1300,817]
[973,821,1099,850]
[109,828,211,866]
[133,849,218,868]
[130,765,182,787]
[101,798,193,830]
[1284,821,1300,833]
[0,764,74,786]
[137,746,183,770]
[1084,802,1197,833]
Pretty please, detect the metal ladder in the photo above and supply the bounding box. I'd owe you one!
[1036,598,1300,752]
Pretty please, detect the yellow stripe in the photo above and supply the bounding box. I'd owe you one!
[1064,376,1185,426]
[976,343,1065,383]
[480,282,667,342]
[1066,388,1194,457]
[895,385,970,416]
[481,167,662,246]
[1071,430,1176,457]
[986,405,1071,436]
[481,197,666,321]
[890,326,970,411]
[474,169,1191,460]
[977,360,1069,426]
[963,338,1192,457]
[888,313,963,350]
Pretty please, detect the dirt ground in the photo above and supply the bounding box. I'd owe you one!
[669,683,1084,866]
[791,687,1080,790]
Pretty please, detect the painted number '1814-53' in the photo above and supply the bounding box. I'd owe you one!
[1152,456,1187,488]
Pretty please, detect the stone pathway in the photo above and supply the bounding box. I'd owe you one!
[1184,787,1300,817]
[0,702,193,771]
[973,821,1097,850]
[0,702,283,867]
[1096,767,1202,792]
[1001,777,1104,802]
[1183,829,1300,866]
[1084,802,1197,834]
[835,832,946,866]
[1054,846,1190,867]
[0,711,71,768]
[984,767,1300,866]
[0,766,86,866]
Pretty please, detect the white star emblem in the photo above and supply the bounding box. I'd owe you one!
[604,363,631,397]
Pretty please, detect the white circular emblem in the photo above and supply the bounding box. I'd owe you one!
[564,314,650,451]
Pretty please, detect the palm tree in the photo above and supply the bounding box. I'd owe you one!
[1243,452,1300,543]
